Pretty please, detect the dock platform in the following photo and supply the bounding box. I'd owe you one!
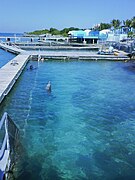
[0,54,30,103]
[28,51,129,61]
[0,42,130,103]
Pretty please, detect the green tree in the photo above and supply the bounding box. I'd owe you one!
[123,19,132,27]
[111,19,121,28]
[131,16,135,28]
[28,29,49,35]
[98,23,111,30]
[128,31,133,37]
[60,27,80,36]
[49,28,60,35]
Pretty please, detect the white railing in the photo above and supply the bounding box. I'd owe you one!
[0,112,10,180]
[0,112,20,179]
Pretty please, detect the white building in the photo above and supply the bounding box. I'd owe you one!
[99,29,128,42]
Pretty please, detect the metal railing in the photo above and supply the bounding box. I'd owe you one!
[0,112,20,180]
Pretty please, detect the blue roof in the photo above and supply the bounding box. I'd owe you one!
[71,30,99,38]
[89,31,99,37]
[72,30,86,37]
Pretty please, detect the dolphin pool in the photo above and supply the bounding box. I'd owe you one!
[0,48,16,68]
[1,59,135,180]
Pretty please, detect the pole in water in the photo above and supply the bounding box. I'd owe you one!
[38,54,41,61]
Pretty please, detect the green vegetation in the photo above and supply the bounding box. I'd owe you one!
[28,27,80,37]
[96,23,111,31]
[95,16,135,30]
[131,16,135,29]
[128,31,134,37]
[111,19,121,29]
[29,29,50,35]
[28,16,135,36]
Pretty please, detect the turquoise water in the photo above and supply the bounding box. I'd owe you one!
[1,60,135,179]
[0,48,16,67]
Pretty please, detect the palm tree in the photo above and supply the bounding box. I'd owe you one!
[111,19,121,29]
[131,16,135,29]
[99,23,111,30]
[123,19,132,27]
[111,19,116,28]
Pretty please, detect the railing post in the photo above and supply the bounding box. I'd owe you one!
[5,114,10,151]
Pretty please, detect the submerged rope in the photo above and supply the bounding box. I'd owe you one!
[23,58,41,135]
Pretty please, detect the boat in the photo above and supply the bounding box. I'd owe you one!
[97,46,114,55]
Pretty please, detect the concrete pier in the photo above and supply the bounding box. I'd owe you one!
[0,42,130,61]
[0,54,30,103]
[28,51,129,61]
[0,42,130,103]
[0,42,24,54]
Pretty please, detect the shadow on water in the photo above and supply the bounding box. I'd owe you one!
[76,154,94,179]
[123,63,135,73]
[15,154,63,180]
[113,175,135,180]
[93,150,135,180]
[75,148,135,180]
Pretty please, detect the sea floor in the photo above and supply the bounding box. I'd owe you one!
[1,60,135,180]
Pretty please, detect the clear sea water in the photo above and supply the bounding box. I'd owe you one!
[0,33,23,37]
[0,32,37,43]
[0,48,16,67]
[0,33,23,42]
[1,56,135,179]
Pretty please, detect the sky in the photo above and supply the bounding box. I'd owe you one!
[0,0,135,33]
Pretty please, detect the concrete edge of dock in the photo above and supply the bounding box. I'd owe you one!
[48,56,129,61]
[0,42,132,104]
[30,54,130,61]
[0,54,30,104]
[0,42,131,61]
[0,42,24,55]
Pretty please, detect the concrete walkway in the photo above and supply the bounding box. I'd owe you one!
[27,51,129,61]
[0,54,30,103]
[0,42,24,54]
[0,42,130,103]
[0,42,129,60]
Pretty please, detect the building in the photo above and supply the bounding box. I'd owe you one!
[99,28,128,42]
[68,27,133,44]
[68,29,99,44]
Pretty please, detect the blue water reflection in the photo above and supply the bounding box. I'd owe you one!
[0,48,16,67]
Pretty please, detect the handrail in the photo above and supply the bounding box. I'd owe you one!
[0,135,8,160]
[0,112,10,179]
[5,115,10,151]
[0,112,19,180]
[0,112,7,130]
